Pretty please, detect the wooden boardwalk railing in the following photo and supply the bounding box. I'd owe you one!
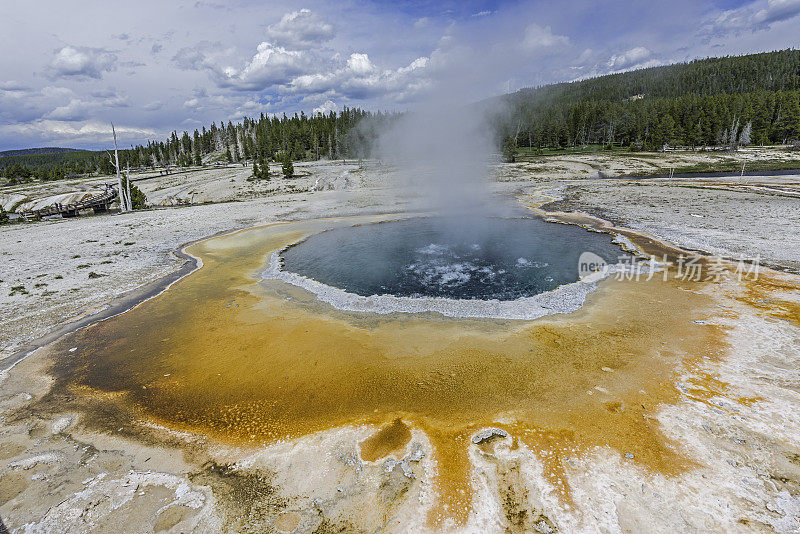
[21,185,118,220]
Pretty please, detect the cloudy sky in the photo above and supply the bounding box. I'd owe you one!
[0,0,798,150]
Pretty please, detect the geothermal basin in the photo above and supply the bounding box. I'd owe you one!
[41,213,727,529]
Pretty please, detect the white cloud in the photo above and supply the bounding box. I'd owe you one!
[179,10,432,103]
[288,55,430,101]
[172,47,205,70]
[45,99,96,121]
[218,42,313,91]
[576,48,594,64]
[521,23,569,52]
[182,89,235,110]
[608,46,655,70]
[201,10,338,91]
[346,53,374,75]
[704,0,800,35]
[173,39,310,93]
[178,88,272,121]
[44,90,130,121]
[48,46,117,79]
[90,88,129,106]
[0,81,31,93]
[232,99,272,116]
[313,99,338,114]
[413,17,430,29]
[172,42,232,71]
[0,120,157,146]
[40,86,75,100]
[753,0,800,24]
[265,9,334,49]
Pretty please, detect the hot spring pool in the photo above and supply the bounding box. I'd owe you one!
[280,217,632,301]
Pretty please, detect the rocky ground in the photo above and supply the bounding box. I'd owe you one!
[523,175,800,272]
[0,159,393,212]
[510,146,800,179]
[0,151,799,532]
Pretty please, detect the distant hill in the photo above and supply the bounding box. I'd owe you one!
[498,49,800,150]
[0,147,85,157]
[0,149,103,179]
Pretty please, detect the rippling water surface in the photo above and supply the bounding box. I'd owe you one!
[281,217,630,300]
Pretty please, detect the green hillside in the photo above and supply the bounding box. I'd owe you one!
[499,49,800,150]
[0,147,83,157]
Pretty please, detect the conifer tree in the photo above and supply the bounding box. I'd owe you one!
[259,155,270,180]
[282,152,293,178]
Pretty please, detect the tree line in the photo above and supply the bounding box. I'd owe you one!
[119,107,391,173]
[497,49,800,152]
[0,151,100,183]
[1,107,391,183]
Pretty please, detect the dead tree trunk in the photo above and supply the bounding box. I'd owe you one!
[125,160,133,210]
[111,123,127,212]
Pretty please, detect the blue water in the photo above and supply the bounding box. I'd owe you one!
[281,217,630,300]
